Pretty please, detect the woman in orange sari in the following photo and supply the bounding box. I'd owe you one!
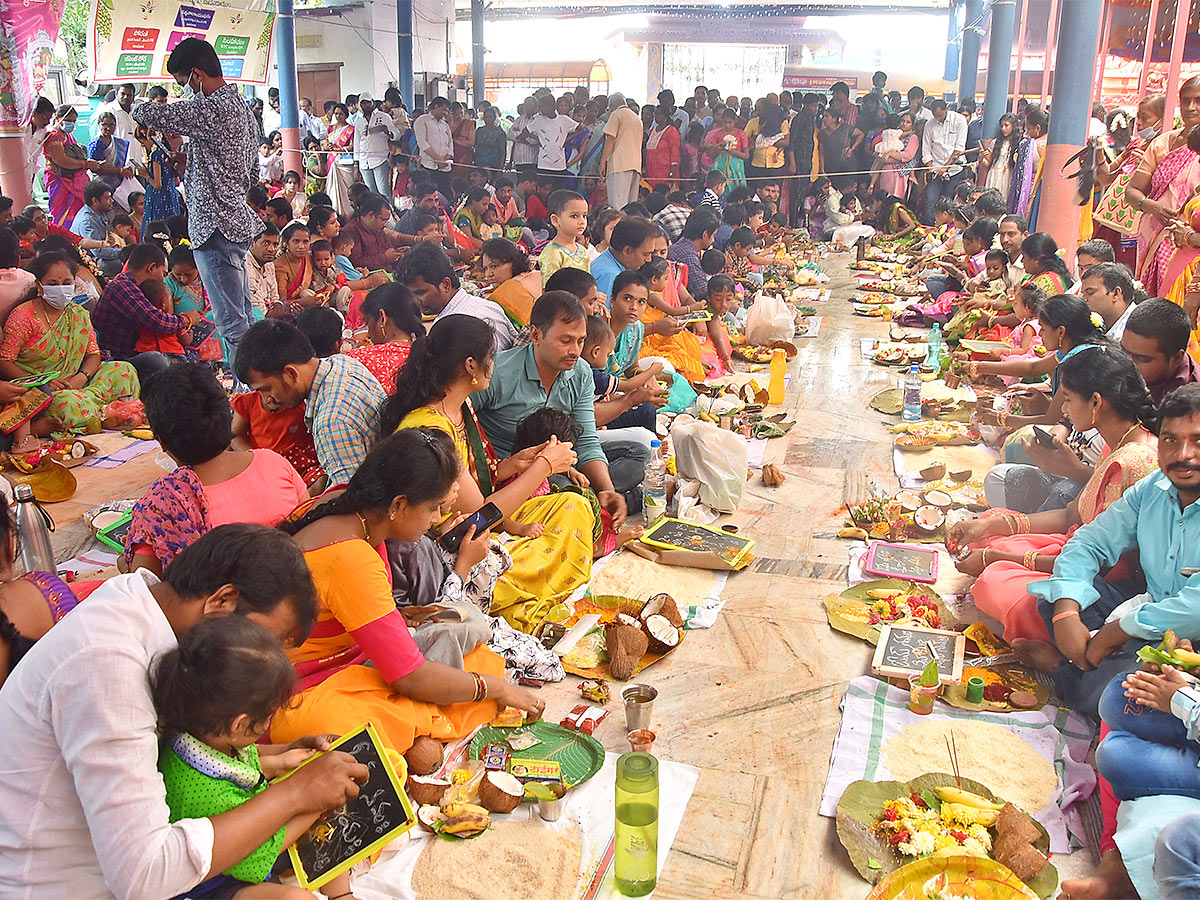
[272,429,545,753]
[950,348,1157,642]
[483,238,542,327]
[638,225,707,382]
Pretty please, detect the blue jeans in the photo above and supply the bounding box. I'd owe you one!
[607,402,657,433]
[1156,813,1200,897]
[362,161,391,198]
[192,231,254,363]
[1098,675,1200,801]
[924,170,965,225]
[127,351,172,389]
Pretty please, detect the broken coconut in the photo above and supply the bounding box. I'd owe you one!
[407,774,452,807]
[643,614,681,654]
[919,462,946,481]
[605,623,649,681]
[640,592,684,628]
[921,489,953,509]
[417,804,446,833]
[895,490,923,512]
[477,770,525,813]
[404,734,444,775]
[913,506,945,533]
[949,468,972,482]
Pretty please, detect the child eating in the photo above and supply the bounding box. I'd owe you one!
[537,190,591,286]
[309,239,353,312]
[151,615,356,900]
[703,274,739,377]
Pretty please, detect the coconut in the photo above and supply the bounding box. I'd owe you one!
[417,804,446,833]
[407,774,452,806]
[949,468,972,482]
[605,623,649,681]
[919,462,946,481]
[895,490,923,512]
[922,489,953,509]
[643,614,681,654]
[640,592,683,628]
[404,735,444,775]
[616,612,640,629]
[478,770,525,813]
[913,506,945,533]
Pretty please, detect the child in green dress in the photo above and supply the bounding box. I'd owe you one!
[151,616,357,899]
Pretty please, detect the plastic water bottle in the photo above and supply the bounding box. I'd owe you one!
[927,323,943,370]
[902,364,922,422]
[642,440,667,522]
[614,751,659,897]
[13,483,55,575]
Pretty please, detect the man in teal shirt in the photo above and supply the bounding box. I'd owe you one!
[1025,385,1200,715]
[473,291,631,525]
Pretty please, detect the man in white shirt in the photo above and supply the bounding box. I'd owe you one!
[0,525,368,900]
[508,97,541,174]
[1080,262,1136,341]
[529,94,576,187]
[94,83,145,166]
[921,98,968,225]
[298,96,327,143]
[413,96,454,199]
[262,88,282,134]
[354,91,401,199]
[246,223,282,317]
[397,242,517,351]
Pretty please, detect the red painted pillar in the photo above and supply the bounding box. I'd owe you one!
[0,131,31,210]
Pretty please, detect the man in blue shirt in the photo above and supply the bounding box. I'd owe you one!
[71,181,122,277]
[1024,385,1200,715]
[472,291,636,523]
[590,216,657,303]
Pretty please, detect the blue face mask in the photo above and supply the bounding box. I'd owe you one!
[60,120,75,134]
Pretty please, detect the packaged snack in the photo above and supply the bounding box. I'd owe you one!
[507,732,540,752]
[482,743,509,771]
[560,704,609,735]
[509,758,562,784]
[491,707,527,728]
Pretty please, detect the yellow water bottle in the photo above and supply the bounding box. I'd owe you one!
[768,348,786,405]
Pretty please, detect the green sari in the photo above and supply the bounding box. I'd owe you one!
[10,303,139,433]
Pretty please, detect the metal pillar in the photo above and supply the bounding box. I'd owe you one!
[944,0,961,92]
[471,0,485,109]
[1094,1,1114,102]
[959,0,983,101]
[1163,0,1192,126]
[1138,0,1162,97]
[981,0,1017,141]
[1040,0,1060,108]
[1011,0,1030,111]
[275,0,302,179]
[397,0,414,109]
[1039,0,1104,266]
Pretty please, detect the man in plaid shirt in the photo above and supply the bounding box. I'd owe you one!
[235,319,386,487]
[651,192,693,243]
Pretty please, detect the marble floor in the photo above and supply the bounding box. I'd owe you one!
[44,253,1093,898]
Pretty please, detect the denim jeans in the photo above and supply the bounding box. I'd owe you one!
[1156,813,1200,897]
[127,351,172,389]
[924,170,965,225]
[362,161,391,198]
[1097,675,1200,801]
[983,463,1084,513]
[607,402,657,433]
[192,231,254,363]
[600,437,649,513]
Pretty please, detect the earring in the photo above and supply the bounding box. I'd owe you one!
[471,376,479,385]
[389,511,396,520]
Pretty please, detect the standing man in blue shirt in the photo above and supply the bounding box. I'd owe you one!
[134,38,263,363]
[1024,385,1200,716]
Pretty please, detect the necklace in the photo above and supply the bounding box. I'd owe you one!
[354,511,370,541]
[1114,422,1142,449]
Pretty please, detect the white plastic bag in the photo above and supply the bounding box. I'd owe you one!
[671,414,748,513]
[744,293,794,345]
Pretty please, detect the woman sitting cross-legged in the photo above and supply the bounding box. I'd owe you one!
[125,363,309,575]
[271,428,545,754]
[949,347,1159,642]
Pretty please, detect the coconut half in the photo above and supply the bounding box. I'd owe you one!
[644,614,681,654]
[922,489,953,509]
[949,468,972,482]
[895,490,923,512]
[914,506,945,532]
[478,770,525,813]
[417,804,446,833]
[640,592,684,628]
[919,462,947,481]
[407,774,452,807]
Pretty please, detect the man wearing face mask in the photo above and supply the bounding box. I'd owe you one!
[134,38,263,364]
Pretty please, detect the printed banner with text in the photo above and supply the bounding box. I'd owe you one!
[88,0,276,84]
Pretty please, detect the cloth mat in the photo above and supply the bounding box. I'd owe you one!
[83,437,159,468]
[893,442,998,490]
[352,741,699,900]
[820,676,1097,855]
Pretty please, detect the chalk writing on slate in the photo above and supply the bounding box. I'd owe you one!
[864,542,939,582]
[871,624,965,684]
[642,517,754,558]
[288,723,416,891]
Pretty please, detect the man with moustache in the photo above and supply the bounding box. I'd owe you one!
[1018,384,1200,717]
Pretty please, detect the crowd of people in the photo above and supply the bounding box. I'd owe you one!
[4,28,1200,898]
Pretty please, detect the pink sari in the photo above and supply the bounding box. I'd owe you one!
[1137,142,1200,294]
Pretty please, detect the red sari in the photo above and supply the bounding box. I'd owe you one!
[644,123,680,189]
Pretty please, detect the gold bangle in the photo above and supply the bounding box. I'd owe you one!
[969,361,980,378]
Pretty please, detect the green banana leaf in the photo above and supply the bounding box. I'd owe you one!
[824,579,954,645]
[869,387,904,415]
[835,773,1058,898]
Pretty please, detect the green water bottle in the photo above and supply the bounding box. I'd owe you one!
[615,751,659,897]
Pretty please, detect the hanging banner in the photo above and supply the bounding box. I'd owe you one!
[0,0,65,127]
[87,0,276,84]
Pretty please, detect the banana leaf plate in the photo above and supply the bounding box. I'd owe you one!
[865,855,1038,900]
[869,388,904,415]
[824,579,955,645]
[468,721,604,799]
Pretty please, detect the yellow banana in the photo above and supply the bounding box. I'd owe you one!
[1173,648,1200,668]
[867,589,903,601]
[934,845,987,859]
[441,811,489,834]
[934,786,1005,811]
[941,802,1000,827]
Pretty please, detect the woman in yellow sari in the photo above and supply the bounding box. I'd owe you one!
[272,429,545,753]
[1159,191,1200,362]
[382,315,595,632]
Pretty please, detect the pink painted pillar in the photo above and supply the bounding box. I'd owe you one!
[1040,0,1061,108]
[1012,0,1030,111]
[1138,0,1162,98]
[1163,0,1192,127]
[1094,1,1113,102]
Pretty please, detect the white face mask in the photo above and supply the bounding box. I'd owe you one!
[1139,124,1159,141]
[40,284,75,309]
[182,72,200,100]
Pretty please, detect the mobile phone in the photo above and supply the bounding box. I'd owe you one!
[1032,426,1055,448]
[439,502,502,554]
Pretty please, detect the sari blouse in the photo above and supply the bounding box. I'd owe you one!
[398,403,500,494]
[0,303,97,373]
[346,340,412,395]
[1076,440,1159,526]
[290,540,424,691]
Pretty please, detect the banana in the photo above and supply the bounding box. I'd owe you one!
[1173,648,1200,668]
[934,786,1005,811]
[940,802,1000,827]
[441,811,489,835]
[867,589,903,601]
[934,845,987,859]
[441,801,489,818]
[837,526,870,540]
